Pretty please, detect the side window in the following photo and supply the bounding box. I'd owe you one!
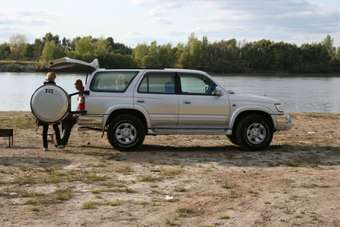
[138,72,176,94]
[91,71,138,92]
[179,73,216,95]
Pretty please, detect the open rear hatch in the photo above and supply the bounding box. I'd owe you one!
[48,57,99,72]
[47,57,99,115]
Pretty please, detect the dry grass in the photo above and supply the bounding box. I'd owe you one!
[82,201,98,209]
[220,214,231,220]
[23,188,73,206]
[221,181,236,190]
[0,112,340,226]
[114,165,134,174]
[176,207,201,217]
[108,199,121,206]
[82,199,122,209]
[0,60,37,64]
[12,170,108,185]
[91,186,135,194]
[139,175,161,182]
[159,166,183,177]
[55,188,73,201]
[0,113,35,129]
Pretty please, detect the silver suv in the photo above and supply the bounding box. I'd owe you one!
[50,58,292,151]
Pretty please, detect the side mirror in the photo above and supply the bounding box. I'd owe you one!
[212,88,223,96]
[83,90,90,96]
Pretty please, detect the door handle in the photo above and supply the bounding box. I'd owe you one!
[184,101,191,104]
[137,100,145,103]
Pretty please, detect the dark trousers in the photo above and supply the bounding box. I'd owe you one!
[42,123,61,148]
[60,115,77,146]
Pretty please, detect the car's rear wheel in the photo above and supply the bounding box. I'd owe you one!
[235,114,273,151]
[107,114,145,151]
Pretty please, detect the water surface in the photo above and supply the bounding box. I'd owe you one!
[1,72,340,112]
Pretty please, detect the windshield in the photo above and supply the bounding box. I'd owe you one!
[90,71,139,92]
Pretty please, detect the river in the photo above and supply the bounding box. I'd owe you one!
[1,72,340,112]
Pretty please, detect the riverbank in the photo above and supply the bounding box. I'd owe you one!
[2,61,340,76]
[0,60,40,72]
[0,112,339,226]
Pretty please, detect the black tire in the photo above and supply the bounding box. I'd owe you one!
[107,114,145,151]
[235,114,273,151]
[227,134,239,146]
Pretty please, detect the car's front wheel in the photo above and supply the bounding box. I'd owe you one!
[235,114,273,151]
[107,114,145,151]
[227,134,239,145]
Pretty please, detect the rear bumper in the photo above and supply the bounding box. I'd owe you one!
[273,113,292,130]
[78,115,103,129]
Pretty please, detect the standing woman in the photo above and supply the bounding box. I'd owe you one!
[59,79,85,148]
[39,72,61,151]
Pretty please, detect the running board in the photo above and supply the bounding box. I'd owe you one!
[148,129,232,135]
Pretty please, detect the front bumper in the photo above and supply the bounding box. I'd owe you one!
[273,114,292,130]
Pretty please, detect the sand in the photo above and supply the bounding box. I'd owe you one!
[0,112,339,226]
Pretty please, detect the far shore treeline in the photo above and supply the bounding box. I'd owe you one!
[0,32,340,73]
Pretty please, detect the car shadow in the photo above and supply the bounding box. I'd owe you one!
[106,144,340,168]
[0,157,72,168]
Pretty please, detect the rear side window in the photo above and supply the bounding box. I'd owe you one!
[138,72,176,94]
[90,71,138,92]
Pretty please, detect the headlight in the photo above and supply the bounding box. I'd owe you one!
[275,103,284,112]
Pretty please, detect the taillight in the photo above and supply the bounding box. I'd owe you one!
[78,96,85,111]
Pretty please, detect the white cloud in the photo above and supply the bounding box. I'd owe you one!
[1,0,340,45]
[128,0,340,44]
[0,10,57,42]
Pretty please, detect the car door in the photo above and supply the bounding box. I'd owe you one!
[178,73,229,129]
[134,72,179,129]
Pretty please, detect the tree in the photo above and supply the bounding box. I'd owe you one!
[95,38,110,56]
[179,33,203,69]
[133,43,149,67]
[32,38,44,60]
[62,37,72,51]
[241,40,275,71]
[40,40,64,63]
[0,43,11,59]
[322,35,335,56]
[73,36,95,56]
[9,34,27,60]
[43,33,60,46]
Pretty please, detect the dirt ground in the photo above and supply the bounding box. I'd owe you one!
[0,112,339,227]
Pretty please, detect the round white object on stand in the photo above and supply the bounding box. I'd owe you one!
[31,84,70,123]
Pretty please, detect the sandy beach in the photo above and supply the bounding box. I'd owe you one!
[0,112,339,226]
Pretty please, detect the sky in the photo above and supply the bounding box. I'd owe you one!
[1,0,340,46]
